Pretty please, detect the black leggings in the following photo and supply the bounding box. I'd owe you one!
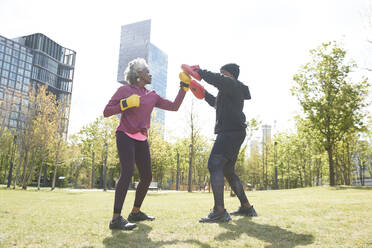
[113,131,152,214]
[208,130,248,208]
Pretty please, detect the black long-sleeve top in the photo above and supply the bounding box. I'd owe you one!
[198,69,251,134]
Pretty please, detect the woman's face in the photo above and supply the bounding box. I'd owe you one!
[137,67,152,85]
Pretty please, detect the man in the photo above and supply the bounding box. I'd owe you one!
[192,63,258,223]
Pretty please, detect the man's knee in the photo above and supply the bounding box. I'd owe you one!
[208,154,228,173]
[223,164,235,178]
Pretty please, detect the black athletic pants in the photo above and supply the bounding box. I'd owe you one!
[113,131,152,214]
[208,130,248,209]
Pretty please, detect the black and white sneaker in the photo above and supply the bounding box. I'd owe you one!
[109,216,137,230]
[230,205,258,217]
[199,208,232,223]
[128,211,155,222]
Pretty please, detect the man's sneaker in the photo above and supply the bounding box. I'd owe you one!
[128,211,155,222]
[109,216,137,230]
[230,205,258,217]
[199,208,232,223]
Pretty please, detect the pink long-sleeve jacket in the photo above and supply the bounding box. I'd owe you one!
[103,84,186,136]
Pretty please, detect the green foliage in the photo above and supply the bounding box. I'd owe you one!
[292,41,370,185]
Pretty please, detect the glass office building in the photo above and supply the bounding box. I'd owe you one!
[0,33,76,136]
[117,19,168,126]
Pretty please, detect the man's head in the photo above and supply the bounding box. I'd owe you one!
[220,63,240,79]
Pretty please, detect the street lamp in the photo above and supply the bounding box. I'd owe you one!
[274,141,278,189]
[188,144,193,192]
[176,152,180,191]
[103,143,108,191]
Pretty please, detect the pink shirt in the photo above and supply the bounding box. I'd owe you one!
[103,84,186,137]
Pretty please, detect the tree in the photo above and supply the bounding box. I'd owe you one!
[292,41,370,186]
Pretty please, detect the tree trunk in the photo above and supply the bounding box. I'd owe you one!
[51,147,60,190]
[13,149,24,189]
[327,147,335,186]
[37,156,45,190]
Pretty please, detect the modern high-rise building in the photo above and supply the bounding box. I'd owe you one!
[117,19,168,126]
[0,33,76,136]
[262,124,272,144]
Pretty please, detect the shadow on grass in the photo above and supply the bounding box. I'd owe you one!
[216,218,314,248]
[330,186,372,191]
[102,223,212,248]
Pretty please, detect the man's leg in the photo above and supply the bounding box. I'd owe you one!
[199,153,232,223]
[223,156,250,206]
[224,156,258,217]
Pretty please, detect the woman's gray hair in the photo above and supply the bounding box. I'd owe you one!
[124,58,149,84]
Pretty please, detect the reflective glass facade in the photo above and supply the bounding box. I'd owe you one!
[117,20,168,127]
[0,33,76,136]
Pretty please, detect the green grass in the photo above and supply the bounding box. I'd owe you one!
[0,186,371,248]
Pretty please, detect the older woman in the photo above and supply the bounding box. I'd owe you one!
[103,58,188,230]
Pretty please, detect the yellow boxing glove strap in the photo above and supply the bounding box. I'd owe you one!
[179,72,191,92]
[120,94,140,111]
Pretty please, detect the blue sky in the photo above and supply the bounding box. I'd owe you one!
[0,0,371,141]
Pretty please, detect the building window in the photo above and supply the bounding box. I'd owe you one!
[26,56,32,63]
[16,82,22,90]
[5,47,12,55]
[20,53,26,61]
[8,80,15,88]
[23,84,29,92]
[1,77,8,85]
[3,62,10,71]
[5,55,11,62]
[12,57,18,65]
[19,61,25,68]
[18,68,24,75]
[9,72,16,80]
[12,50,19,58]
[2,70,9,78]
[9,120,17,128]
[10,64,17,72]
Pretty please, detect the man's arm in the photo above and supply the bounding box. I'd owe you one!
[204,90,216,108]
[197,69,238,95]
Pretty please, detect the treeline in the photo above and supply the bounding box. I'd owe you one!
[0,41,371,190]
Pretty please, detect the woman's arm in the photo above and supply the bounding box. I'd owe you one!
[155,87,186,111]
[103,87,126,117]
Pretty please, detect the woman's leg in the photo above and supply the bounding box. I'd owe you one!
[133,140,152,209]
[113,132,135,217]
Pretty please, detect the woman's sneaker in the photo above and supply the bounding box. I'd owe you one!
[109,216,137,230]
[230,205,258,217]
[128,211,155,222]
[199,208,232,223]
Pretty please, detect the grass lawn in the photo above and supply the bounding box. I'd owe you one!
[0,186,371,248]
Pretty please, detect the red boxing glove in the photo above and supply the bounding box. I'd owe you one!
[181,64,201,81]
[190,80,205,99]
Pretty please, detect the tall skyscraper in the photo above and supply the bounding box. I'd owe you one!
[262,124,272,144]
[117,19,168,126]
[0,33,76,136]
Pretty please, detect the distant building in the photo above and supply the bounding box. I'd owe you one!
[117,19,168,127]
[262,124,271,144]
[0,33,76,136]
